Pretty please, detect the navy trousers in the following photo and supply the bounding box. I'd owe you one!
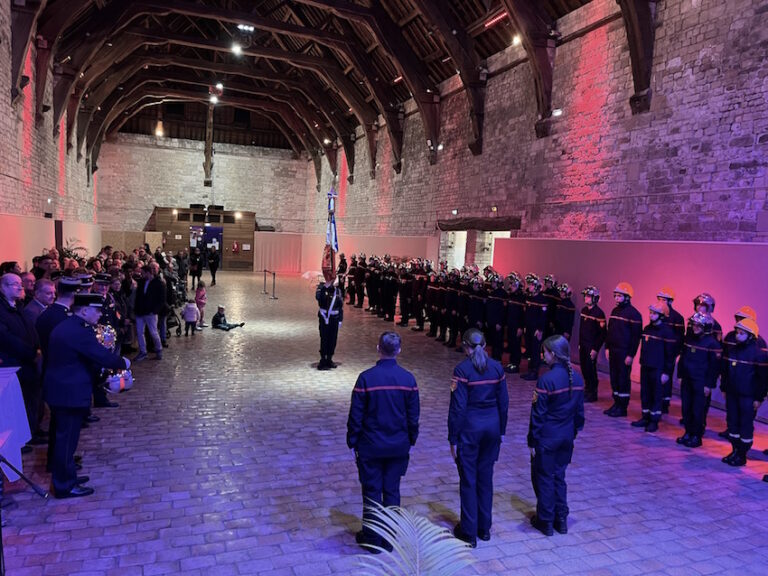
[318,317,339,360]
[608,349,632,407]
[680,377,708,437]
[579,345,599,399]
[357,455,409,539]
[531,438,574,523]
[50,406,89,494]
[640,366,663,422]
[726,393,756,446]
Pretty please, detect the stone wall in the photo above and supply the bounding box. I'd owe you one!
[0,1,92,226]
[96,134,311,232]
[310,0,768,242]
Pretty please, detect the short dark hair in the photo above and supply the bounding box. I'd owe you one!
[378,332,401,356]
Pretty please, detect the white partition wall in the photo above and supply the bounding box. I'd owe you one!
[253,232,303,273]
[62,221,102,257]
[0,214,55,270]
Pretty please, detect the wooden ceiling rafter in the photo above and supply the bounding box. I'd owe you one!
[617,0,657,114]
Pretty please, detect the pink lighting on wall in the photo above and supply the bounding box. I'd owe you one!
[20,50,35,190]
[58,116,67,199]
[337,151,348,229]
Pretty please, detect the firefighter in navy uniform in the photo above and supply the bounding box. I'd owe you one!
[91,273,120,408]
[542,274,560,339]
[449,328,509,548]
[397,264,413,327]
[453,275,470,348]
[631,301,676,432]
[691,293,722,342]
[443,270,461,348]
[604,282,642,417]
[467,277,486,334]
[522,274,548,381]
[504,273,526,374]
[347,332,420,552]
[425,272,439,337]
[316,278,344,370]
[347,255,358,306]
[435,273,450,343]
[719,317,767,467]
[410,263,428,332]
[656,287,685,413]
[485,275,507,361]
[554,284,576,341]
[578,286,607,402]
[677,312,721,448]
[354,254,366,308]
[44,294,130,498]
[528,335,584,537]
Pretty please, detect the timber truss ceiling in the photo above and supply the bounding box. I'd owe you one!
[10,0,658,182]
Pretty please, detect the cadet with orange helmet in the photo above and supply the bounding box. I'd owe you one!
[631,301,677,432]
[656,287,685,413]
[719,317,768,467]
[604,282,643,417]
[579,286,607,403]
[677,313,721,448]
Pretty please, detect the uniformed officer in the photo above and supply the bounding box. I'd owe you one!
[528,335,584,536]
[316,278,344,370]
[578,286,607,403]
[347,255,358,306]
[677,312,721,448]
[504,273,526,374]
[347,332,419,552]
[720,318,767,467]
[397,264,413,327]
[656,287,685,413]
[522,274,548,381]
[44,294,130,498]
[449,328,508,548]
[554,283,576,341]
[410,263,428,332]
[604,282,642,417]
[631,302,676,432]
[425,272,439,337]
[692,293,722,342]
[484,275,507,361]
[443,270,461,348]
[91,273,119,408]
[542,274,560,339]
[354,254,366,308]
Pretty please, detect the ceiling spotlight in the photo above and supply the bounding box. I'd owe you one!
[237,24,255,32]
[484,11,508,28]
[552,108,563,117]
[512,35,522,46]
[204,222,211,227]
[215,82,223,91]
[235,211,242,219]
[209,95,219,104]
[451,209,458,216]
[232,43,242,55]
[323,138,332,145]
[154,120,164,137]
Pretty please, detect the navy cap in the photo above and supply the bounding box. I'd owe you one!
[94,273,112,284]
[58,276,81,292]
[73,294,104,308]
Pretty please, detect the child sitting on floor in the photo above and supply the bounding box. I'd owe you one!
[212,305,245,331]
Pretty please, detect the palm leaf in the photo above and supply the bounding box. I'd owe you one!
[355,502,475,576]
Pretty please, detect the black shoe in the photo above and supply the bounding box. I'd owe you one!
[355,530,381,554]
[676,434,691,445]
[721,450,736,464]
[645,420,659,433]
[661,402,670,414]
[55,485,95,499]
[84,415,100,423]
[530,515,554,536]
[327,360,338,368]
[95,401,119,408]
[504,364,519,374]
[74,455,82,464]
[477,529,491,541]
[718,429,730,439]
[452,524,477,548]
[727,454,747,467]
[631,417,649,428]
[607,406,627,418]
[554,517,568,535]
[684,436,702,448]
[162,341,169,348]
[763,474,768,483]
[317,361,331,371]
[76,475,90,485]
[763,448,768,456]
[603,403,618,416]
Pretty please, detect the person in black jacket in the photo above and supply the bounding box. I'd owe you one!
[189,247,202,289]
[522,274,548,381]
[449,328,509,548]
[316,278,344,370]
[346,255,357,306]
[528,335,584,536]
[554,283,576,341]
[542,274,560,339]
[579,285,607,402]
[354,255,367,309]
[485,275,507,361]
[677,312,721,448]
[208,246,220,286]
[720,318,767,467]
[133,263,165,361]
[44,294,130,498]
[347,332,419,552]
[504,273,526,374]
[656,287,685,413]
[631,302,676,432]
[211,305,245,331]
[604,282,642,417]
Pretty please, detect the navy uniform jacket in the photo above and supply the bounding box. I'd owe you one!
[579,305,607,353]
[44,316,129,408]
[721,330,767,391]
[527,364,585,448]
[720,338,768,400]
[485,288,507,330]
[688,317,723,342]
[36,302,71,371]
[467,290,486,327]
[639,322,677,374]
[678,332,721,388]
[525,293,548,334]
[606,303,643,356]
[347,359,420,458]
[505,290,526,330]
[448,358,508,445]
[316,284,344,322]
[664,306,685,356]
[0,296,39,370]
[555,298,576,337]
[542,287,560,328]
[444,283,459,316]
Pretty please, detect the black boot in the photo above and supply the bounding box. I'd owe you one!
[530,515,553,536]
[452,524,477,548]
[684,435,702,448]
[631,414,650,428]
[721,439,737,464]
[676,433,691,445]
[603,402,618,416]
[728,440,748,467]
[553,517,568,535]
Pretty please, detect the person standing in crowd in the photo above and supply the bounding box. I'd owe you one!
[449,328,509,548]
[528,335,585,536]
[656,287,685,413]
[189,247,202,289]
[522,274,548,382]
[542,274,560,339]
[485,275,506,361]
[631,302,676,432]
[677,312,721,448]
[195,280,208,329]
[20,272,36,306]
[44,294,130,498]
[354,254,366,308]
[555,284,576,341]
[316,277,343,370]
[346,255,358,306]
[133,263,165,361]
[604,282,642,417]
[175,249,189,285]
[578,286,606,403]
[22,278,56,328]
[182,298,200,336]
[347,332,419,552]
[504,273,526,374]
[0,273,42,450]
[208,246,220,286]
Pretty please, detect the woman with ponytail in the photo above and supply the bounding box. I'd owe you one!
[528,335,585,536]
[448,328,509,548]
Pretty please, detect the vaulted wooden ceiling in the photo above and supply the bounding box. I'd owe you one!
[10,0,658,182]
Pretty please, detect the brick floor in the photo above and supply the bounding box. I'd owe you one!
[3,272,768,575]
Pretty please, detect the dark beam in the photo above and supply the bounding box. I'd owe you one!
[501,0,559,138]
[617,0,657,114]
[10,0,47,102]
[412,0,487,155]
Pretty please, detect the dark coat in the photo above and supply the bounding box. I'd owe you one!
[606,302,643,355]
[134,276,166,316]
[448,357,508,445]
[35,303,71,360]
[528,363,585,448]
[0,296,38,374]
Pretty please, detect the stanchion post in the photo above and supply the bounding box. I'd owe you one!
[261,269,268,294]
[270,272,279,300]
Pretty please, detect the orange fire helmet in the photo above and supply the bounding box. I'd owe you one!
[614,282,634,299]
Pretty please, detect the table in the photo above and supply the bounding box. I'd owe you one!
[0,368,31,482]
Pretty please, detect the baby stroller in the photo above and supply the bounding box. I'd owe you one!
[166,306,182,338]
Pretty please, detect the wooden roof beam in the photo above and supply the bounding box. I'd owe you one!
[617,0,658,114]
[10,0,48,102]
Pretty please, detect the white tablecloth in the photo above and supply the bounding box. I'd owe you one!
[0,367,31,482]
